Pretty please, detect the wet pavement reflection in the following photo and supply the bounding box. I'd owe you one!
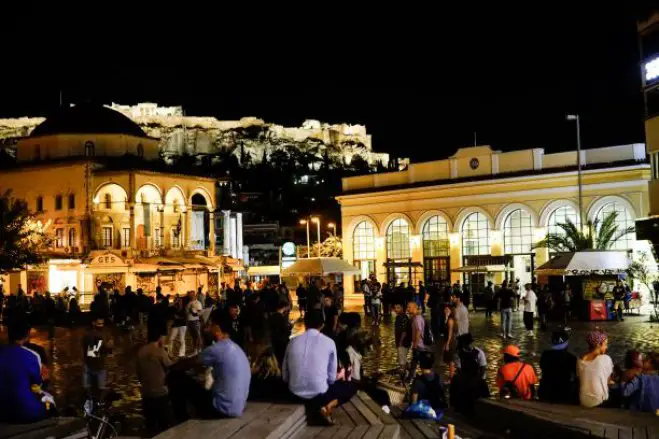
[4,308,656,433]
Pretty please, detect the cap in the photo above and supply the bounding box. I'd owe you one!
[551,329,570,347]
[503,345,520,357]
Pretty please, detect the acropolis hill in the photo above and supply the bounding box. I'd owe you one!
[0,102,390,168]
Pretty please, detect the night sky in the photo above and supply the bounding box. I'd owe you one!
[1,6,656,163]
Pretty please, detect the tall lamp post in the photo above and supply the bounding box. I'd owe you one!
[311,217,321,256]
[567,114,583,230]
[299,219,311,258]
[327,222,337,236]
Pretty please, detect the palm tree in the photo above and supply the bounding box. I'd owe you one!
[534,211,634,253]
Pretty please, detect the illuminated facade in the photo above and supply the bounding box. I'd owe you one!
[0,104,240,299]
[338,144,651,300]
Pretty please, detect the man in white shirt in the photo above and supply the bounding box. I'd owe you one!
[522,284,537,336]
[452,293,470,337]
[186,291,203,355]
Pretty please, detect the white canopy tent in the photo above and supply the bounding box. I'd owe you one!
[281,257,360,276]
[535,250,630,276]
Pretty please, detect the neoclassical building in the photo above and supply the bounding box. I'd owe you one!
[0,104,241,299]
[337,144,651,298]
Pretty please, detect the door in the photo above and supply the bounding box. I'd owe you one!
[423,257,450,284]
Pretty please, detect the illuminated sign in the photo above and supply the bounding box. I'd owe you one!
[90,253,126,266]
[644,56,659,86]
[282,242,296,257]
[281,241,297,269]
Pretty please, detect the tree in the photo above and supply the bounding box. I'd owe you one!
[0,190,51,273]
[349,155,370,173]
[534,212,634,253]
[269,149,290,170]
[319,234,343,258]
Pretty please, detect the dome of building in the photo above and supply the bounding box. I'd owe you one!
[30,103,148,138]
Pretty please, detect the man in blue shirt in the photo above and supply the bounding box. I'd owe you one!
[283,310,355,425]
[0,322,49,423]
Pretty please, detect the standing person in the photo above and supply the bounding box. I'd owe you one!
[562,283,573,326]
[522,284,537,336]
[382,283,393,317]
[322,295,339,338]
[394,303,411,375]
[283,310,354,425]
[361,279,372,316]
[268,301,291,367]
[484,281,495,319]
[495,281,516,339]
[452,293,469,339]
[539,330,579,404]
[441,304,458,379]
[82,318,112,399]
[512,278,521,311]
[370,282,382,326]
[224,303,244,348]
[462,283,471,312]
[186,291,203,355]
[577,330,614,408]
[496,345,538,400]
[405,283,416,306]
[418,281,427,314]
[406,301,426,381]
[613,279,626,322]
[136,326,175,436]
[169,297,187,357]
[295,283,307,318]
[537,285,552,331]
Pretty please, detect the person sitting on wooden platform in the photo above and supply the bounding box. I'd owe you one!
[450,333,488,415]
[577,329,613,408]
[283,310,356,425]
[496,345,538,400]
[539,329,579,405]
[620,351,659,413]
[410,351,446,413]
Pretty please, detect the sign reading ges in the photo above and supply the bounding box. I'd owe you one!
[644,56,659,86]
[90,254,125,266]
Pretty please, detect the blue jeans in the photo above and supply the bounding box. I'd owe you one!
[501,308,513,336]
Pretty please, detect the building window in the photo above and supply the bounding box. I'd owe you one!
[137,143,144,158]
[171,228,180,248]
[154,228,161,247]
[104,193,112,209]
[503,209,534,254]
[173,200,180,213]
[68,194,75,210]
[55,195,63,210]
[547,205,578,238]
[386,218,411,260]
[55,228,64,248]
[461,212,490,256]
[122,228,130,248]
[36,196,43,212]
[422,215,450,257]
[353,221,376,280]
[68,228,76,248]
[85,141,95,157]
[102,227,113,248]
[596,201,635,250]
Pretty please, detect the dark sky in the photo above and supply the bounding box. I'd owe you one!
[1,6,655,163]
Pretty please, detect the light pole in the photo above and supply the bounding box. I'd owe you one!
[311,217,321,257]
[327,222,337,236]
[299,219,311,258]
[567,114,583,230]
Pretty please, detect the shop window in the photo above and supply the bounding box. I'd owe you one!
[55,228,64,248]
[122,228,130,248]
[422,215,450,257]
[55,195,63,211]
[102,227,113,248]
[68,228,76,248]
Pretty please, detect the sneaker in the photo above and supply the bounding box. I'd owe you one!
[500,332,506,338]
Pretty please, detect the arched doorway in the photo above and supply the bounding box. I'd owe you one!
[190,193,209,250]
[503,209,534,287]
[422,215,450,284]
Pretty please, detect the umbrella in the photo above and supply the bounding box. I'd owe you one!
[281,257,360,276]
[535,250,630,276]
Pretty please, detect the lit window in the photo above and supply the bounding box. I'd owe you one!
[55,195,63,211]
[422,215,449,257]
[596,201,635,250]
[104,193,112,209]
[85,141,95,157]
[461,212,490,256]
[55,228,64,248]
[353,221,376,280]
[386,218,411,260]
[68,228,76,248]
[504,209,533,254]
[548,206,578,237]
[68,194,75,210]
[102,227,113,248]
[122,228,131,248]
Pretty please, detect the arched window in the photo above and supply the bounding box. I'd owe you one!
[352,221,376,280]
[386,218,410,260]
[422,215,450,283]
[461,212,489,256]
[68,228,76,248]
[547,205,578,237]
[503,209,533,254]
[84,141,95,157]
[68,194,76,210]
[104,193,112,209]
[137,143,144,158]
[595,201,635,250]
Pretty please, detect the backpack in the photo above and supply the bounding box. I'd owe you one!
[500,363,527,399]
[423,318,434,346]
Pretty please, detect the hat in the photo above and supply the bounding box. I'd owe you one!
[503,345,520,357]
[551,329,570,350]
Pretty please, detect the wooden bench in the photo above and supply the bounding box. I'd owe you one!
[0,417,85,439]
[475,399,659,439]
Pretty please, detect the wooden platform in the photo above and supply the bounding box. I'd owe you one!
[154,393,401,439]
[475,399,659,439]
[0,417,85,439]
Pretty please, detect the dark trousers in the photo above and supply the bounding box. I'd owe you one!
[167,370,230,421]
[407,348,423,381]
[485,300,494,318]
[523,311,534,331]
[292,380,357,410]
[143,394,174,436]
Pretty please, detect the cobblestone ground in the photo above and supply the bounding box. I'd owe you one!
[4,307,655,433]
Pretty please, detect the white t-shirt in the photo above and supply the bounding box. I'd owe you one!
[577,354,614,408]
[346,346,363,381]
[523,290,537,313]
[454,303,469,336]
[186,299,202,322]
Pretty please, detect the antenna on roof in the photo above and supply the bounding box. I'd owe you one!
[473,132,477,146]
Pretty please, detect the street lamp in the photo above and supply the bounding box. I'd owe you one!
[311,217,321,257]
[567,114,583,230]
[299,219,311,258]
[327,222,337,236]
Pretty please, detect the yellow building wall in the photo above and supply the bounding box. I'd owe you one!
[18,134,160,162]
[498,150,534,174]
[646,116,659,154]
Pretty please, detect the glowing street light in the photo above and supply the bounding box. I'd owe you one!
[327,222,337,236]
[299,219,311,258]
[311,217,321,256]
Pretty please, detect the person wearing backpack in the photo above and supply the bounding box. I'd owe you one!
[496,345,537,400]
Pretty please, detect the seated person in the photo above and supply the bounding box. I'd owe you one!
[283,310,355,425]
[539,330,579,404]
[249,348,289,401]
[577,330,614,408]
[0,322,54,423]
[410,351,445,412]
[450,333,488,414]
[169,311,251,419]
[620,351,659,413]
[344,330,391,412]
[496,345,538,400]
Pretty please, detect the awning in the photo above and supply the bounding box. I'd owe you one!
[452,265,509,273]
[247,265,281,276]
[282,257,360,276]
[129,264,159,273]
[535,250,630,276]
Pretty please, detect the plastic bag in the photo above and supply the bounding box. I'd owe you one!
[404,400,444,421]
